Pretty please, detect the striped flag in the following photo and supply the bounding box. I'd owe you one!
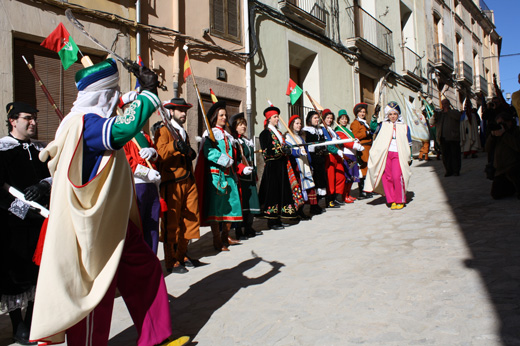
[183,55,192,81]
[210,88,218,103]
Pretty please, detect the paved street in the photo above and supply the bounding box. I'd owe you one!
[2,154,520,346]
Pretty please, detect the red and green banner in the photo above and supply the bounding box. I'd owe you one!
[41,23,79,70]
[286,79,303,105]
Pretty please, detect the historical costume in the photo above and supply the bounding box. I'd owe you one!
[258,106,303,229]
[0,102,51,345]
[322,109,346,208]
[302,111,328,212]
[196,100,242,251]
[335,109,364,203]
[155,98,200,273]
[30,59,175,346]
[285,114,317,219]
[350,102,374,198]
[230,112,261,238]
[365,102,412,210]
[121,92,161,254]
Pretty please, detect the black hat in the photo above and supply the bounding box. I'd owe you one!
[305,110,318,126]
[230,112,245,127]
[263,106,280,117]
[163,98,193,109]
[6,102,38,118]
[207,100,226,126]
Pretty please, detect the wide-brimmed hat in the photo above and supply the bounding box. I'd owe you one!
[164,98,193,109]
[207,100,227,126]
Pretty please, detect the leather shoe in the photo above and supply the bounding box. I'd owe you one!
[270,224,284,230]
[171,265,189,274]
[227,237,241,245]
[13,323,36,345]
[281,222,292,227]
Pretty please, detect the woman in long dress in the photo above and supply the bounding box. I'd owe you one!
[285,114,318,219]
[365,101,412,210]
[200,101,243,250]
[258,106,303,229]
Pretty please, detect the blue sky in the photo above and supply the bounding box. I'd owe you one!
[485,0,520,99]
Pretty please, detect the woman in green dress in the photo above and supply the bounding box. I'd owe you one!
[201,101,243,251]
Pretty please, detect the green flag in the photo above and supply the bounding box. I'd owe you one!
[41,23,79,70]
[286,79,303,105]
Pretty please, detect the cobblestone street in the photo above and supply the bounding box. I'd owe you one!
[2,155,520,345]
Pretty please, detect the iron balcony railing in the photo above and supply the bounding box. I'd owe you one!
[287,103,315,120]
[474,75,488,95]
[284,0,327,23]
[346,6,393,56]
[433,43,454,71]
[402,46,423,79]
[455,61,473,84]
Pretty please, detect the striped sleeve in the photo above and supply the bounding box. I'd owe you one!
[111,90,161,149]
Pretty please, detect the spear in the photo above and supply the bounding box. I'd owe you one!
[22,56,64,120]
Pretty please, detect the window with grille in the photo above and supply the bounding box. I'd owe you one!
[210,0,241,43]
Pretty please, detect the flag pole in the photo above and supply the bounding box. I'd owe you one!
[22,56,64,120]
[183,45,216,143]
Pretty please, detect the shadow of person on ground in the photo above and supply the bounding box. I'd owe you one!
[109,254,284,344]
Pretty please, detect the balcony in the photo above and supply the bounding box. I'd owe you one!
[473,75,488,96]
[455,61,473,86]
[287,103,314,119]
[345,6,394,66]
[402,46,426,85]
[279,0,327,34]
[433,43,454,73]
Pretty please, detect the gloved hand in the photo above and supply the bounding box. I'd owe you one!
[337,150,344,158]
[147,168,162,184]
[243,166,253,175]
[174,140,190,155]
[139,147,157,160]
[353,142,365,151]
[119,91,138,108]
[281,145,292,155]
[24,181,51,202]
[134,65,159,95]
[374,104,381,115]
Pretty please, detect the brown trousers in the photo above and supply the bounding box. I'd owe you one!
[160,176,200,267]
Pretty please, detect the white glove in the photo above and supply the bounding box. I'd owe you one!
[243,166,253,175]
[119,91,138,108]
[147,168,162,184]
[139,147,157,160]
[225,158,235,168]
[353,142,365,151]
[337,150,344,158]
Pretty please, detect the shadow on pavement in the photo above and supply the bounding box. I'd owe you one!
[109,256,284,344]
[426,155,520,345]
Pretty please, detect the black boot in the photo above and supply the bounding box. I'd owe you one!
[267,218,284,230]
[334,193,345,205]
[298,207,311,220]
[309,204,323,215]
[326,195,340,208]
[357,178,370,199]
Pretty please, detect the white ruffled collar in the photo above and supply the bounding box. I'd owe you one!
[0,135,45,152]
[302,126,322,135]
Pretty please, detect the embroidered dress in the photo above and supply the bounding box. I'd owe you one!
[335,125,361,183]
[202,126,243,223]
[285,133,315,201]
[259,126,302,219]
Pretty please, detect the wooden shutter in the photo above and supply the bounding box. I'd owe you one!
[13,39,102,143]
[212,0,225,34]
[227,0,239,38]
[210,0,241,43]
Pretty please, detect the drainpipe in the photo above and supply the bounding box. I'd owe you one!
[244,0,252,138]
[172,0,180,98]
